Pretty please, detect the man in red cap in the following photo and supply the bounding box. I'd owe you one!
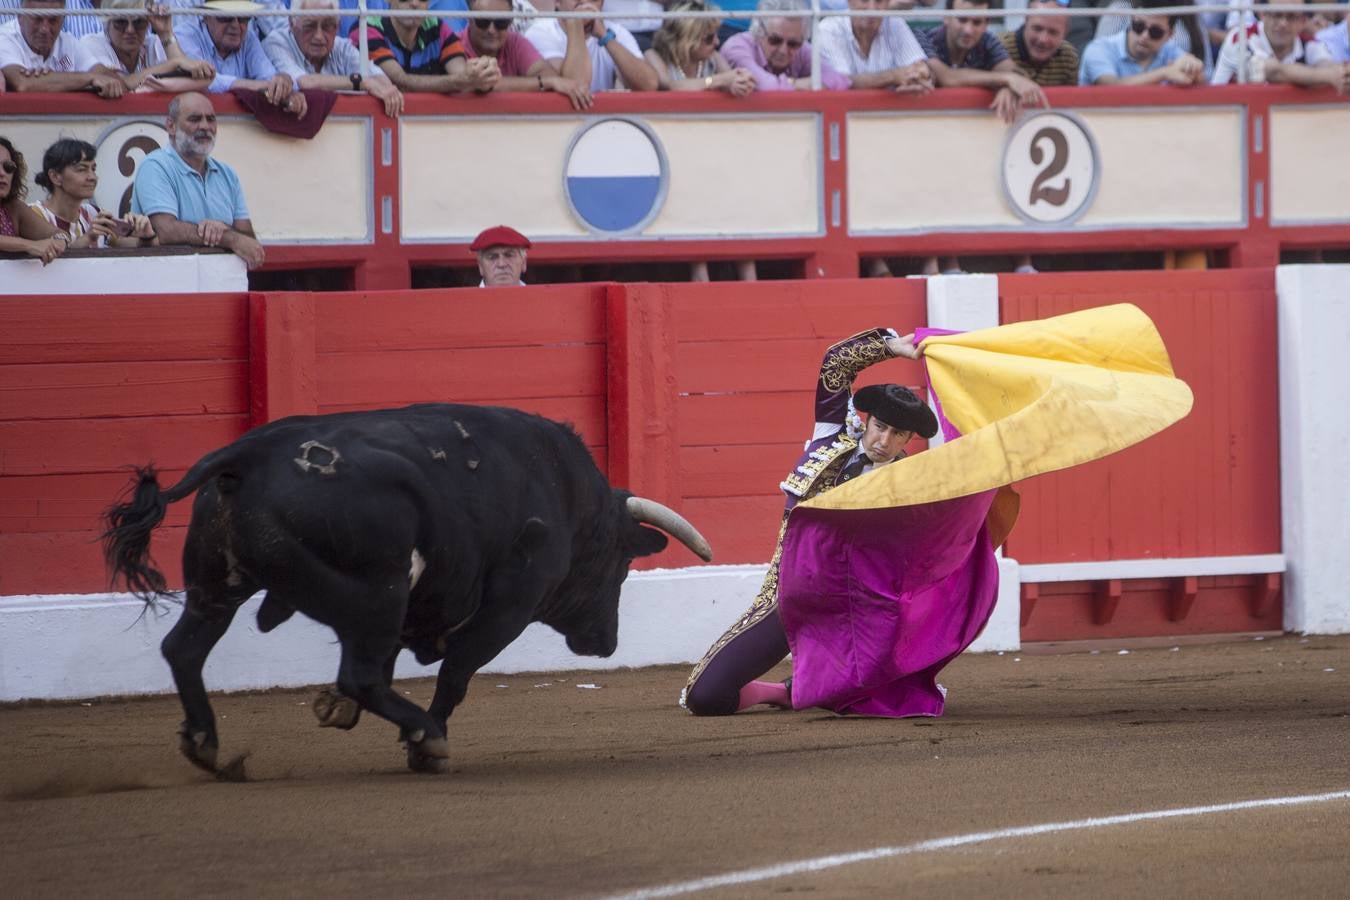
[470,224,531,287]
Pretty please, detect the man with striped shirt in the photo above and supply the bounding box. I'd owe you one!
[999,0,1079,85]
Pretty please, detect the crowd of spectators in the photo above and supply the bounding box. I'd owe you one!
[1,0,1347,277]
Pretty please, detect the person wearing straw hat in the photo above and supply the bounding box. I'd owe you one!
[80,0,216,91]
[174,0,308,115]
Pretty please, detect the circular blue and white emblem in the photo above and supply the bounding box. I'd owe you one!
[563,118,668,236]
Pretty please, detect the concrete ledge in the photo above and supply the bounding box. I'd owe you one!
[1020,554,1287,583]
[0,559,1020,702]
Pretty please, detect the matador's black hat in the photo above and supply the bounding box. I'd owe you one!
[853,384,938,439]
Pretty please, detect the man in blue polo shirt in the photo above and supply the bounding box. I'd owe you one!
[1079,0,1204,85]
[131,91,266,269]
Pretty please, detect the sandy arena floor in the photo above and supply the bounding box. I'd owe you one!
[3,634,1349,898]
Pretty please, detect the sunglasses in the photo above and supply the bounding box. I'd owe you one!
[472,17,512,31]
[0,161,16,175]
[765,34,803,50]
[1130,19,1168,41]
[110,17,151,30]
[700,32,718,45]
[215,15,247,25]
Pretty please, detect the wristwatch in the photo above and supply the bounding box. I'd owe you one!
[598,28,617,48]
[349,73,363,90]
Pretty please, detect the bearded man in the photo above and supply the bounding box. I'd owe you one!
[130,91,266,269]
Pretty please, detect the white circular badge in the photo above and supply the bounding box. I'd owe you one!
[94,120,170,218]
[1001,112,1100,226]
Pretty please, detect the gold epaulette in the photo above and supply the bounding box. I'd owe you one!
[780,435,857,498]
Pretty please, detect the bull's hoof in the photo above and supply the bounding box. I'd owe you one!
[177,724,219,774]
[312,689,362,730]
[406,735,451,774]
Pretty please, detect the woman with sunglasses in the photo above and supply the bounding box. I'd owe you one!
[459,0,594,108]
[0,137,69,267]
[30,139,157,249]
[644,1,756,95]
[80,0,216,92]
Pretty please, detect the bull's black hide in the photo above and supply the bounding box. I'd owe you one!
[104,403,710,776]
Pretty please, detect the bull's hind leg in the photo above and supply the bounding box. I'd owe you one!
[162,589,245,776]
[335,629,449,774]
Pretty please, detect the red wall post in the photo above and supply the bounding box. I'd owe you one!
[605,283,679,508]
[248,292,319,427]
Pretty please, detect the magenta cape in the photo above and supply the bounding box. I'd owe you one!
[778,494,999,717]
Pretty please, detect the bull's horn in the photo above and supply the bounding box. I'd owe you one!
[626,497,713,562]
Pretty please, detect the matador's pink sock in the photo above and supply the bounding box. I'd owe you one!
[737,680,790,711]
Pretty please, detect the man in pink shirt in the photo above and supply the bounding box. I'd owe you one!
[720,0,851,90]
[460,0,594,108]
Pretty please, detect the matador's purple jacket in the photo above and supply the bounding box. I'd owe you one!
[776,328,1000,717]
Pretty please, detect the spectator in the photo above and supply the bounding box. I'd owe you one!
[605,0,662,53]
[1319,10,1349,63]
[524,0,659,92]
[643,1,755,95]
[459,0,592,108]
[815,0,934,92]
[30,137,157,246]
[62,0,107,40]
[1079,1,1204,85]
[81,0,216,92]
[1094,0,1212,77]
[999,0,1080,85]
[0,135,69,265]
[331,0,470,42]
[0,0,125,94]
[175,0,307,118]
[359,0,500,94]
[262,0,404,115]
[720,0,851,91]
[470,224,529,286]
[922,0,1048,123]
[1212,0,1346,89]
[130,91,266,268]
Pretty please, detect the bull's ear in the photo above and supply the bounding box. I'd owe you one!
[626,524,668,559]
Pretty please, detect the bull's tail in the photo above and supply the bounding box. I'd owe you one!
[102,446,240,603]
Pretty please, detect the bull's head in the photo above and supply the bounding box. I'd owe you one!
[555,494,713,658]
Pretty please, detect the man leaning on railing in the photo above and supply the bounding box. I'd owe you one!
[721,0,851,90]
[262,0,405,114]
[1211,0,1349,91]
[0,0,126,94]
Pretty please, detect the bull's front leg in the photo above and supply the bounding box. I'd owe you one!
[427,602,536,730]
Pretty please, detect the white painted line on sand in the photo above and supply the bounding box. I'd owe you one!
[604,789,1350,900]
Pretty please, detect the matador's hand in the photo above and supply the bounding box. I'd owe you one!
[886,332,923,359]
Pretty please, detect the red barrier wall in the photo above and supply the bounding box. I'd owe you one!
[998,269,1282,639]
[0,294,251,595]
[0,274,1283,640]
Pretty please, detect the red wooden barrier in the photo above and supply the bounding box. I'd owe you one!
[999,269,1282,638]
[0,274,1284,644]
[0,293,251,595]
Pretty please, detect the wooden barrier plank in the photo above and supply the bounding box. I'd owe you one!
[0,415,248,477]
[313,286,606,353]
[0,294,248,365]
[317,345,607,406]
[676,339,925,395]
[675,495,785,566]
[671,281,927,341]
[678,444,800,498]
[0,360,247,421]
[0,526,187,596]
[0,470,192,534]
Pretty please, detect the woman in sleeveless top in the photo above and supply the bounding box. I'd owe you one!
[30,139,156,249]
[0,136,69,266]
[644,1,756,94]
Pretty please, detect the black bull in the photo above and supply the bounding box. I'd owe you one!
[103,404,712,776]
